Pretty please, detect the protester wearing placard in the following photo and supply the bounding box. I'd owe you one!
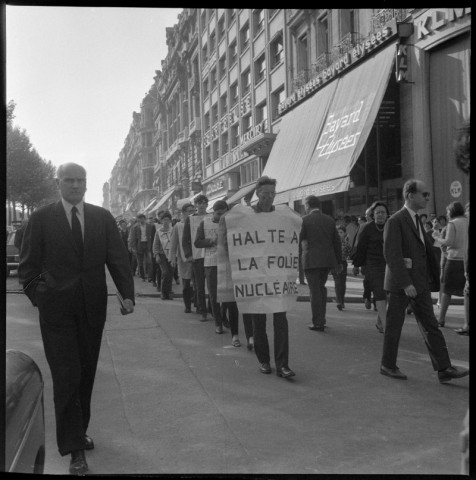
[182,194,210,321]
[226,176,301,378]
[169,203,195,313]
[299,195,342,332]
[195,200,229,334]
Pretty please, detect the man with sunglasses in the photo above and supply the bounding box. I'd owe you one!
[381,179,469,384]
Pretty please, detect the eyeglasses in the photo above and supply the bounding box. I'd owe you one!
[422,192,431,198]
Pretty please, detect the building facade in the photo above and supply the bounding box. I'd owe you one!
[108,8,471,220]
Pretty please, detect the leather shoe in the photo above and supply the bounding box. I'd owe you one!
[380,365,407,380]
[69,450,88,475]
[84,435,94,450]
[259,362,272,374]
[438,366,469,383]
[308,324,325,331]
[277,366,295,378]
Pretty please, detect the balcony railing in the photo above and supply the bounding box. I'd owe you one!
[371,9,412,33]
[330,32,363,63]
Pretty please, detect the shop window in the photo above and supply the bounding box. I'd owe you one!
[255,54,266,83]
[270,32,284,69]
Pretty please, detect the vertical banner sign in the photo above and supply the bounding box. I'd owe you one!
[218,204,302,314]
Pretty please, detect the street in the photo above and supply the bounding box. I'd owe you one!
[6,272,469,475]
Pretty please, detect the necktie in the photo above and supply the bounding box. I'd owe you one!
[71,206,83,256]
[415,214,424,244]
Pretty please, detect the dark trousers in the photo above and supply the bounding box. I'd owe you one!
[182,278,193,310]
[158,254,173,298]
[221,302,243,336]
[382,290,451,371]
[305,267,331,327]
[136,243,151,280]
[192,258,207,315]
[150,253,158,284]
[204,266,222,327]
[131,251,138,275]
[39,289,104,456]
[332,261,348,305]
[252,312,289,370]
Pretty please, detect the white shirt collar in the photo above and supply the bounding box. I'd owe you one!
[404,204,419,221]
[61,198,84,216]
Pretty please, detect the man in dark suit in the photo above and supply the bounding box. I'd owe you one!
[381,178,469,383]
[130,213,155,281]
[299,195,342,331]
[19,162,135,475]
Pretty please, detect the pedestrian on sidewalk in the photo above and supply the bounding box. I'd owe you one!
[130,214,154,282]
[332,224,351,311]
[153,211,174,300]
[352,201,390,333]
[182,195,211,321]
[169,203,195,312]
[299,194,342,332]
[194,200,229,334]
[18,162,135,475]
[380,178,469,383]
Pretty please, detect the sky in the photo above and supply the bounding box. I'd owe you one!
[6,6,183,207]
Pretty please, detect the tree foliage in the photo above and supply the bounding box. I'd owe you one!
[6,101,59,213]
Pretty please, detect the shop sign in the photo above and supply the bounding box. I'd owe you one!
[417,8,470,39]
[221,148,248,169]
[203,104,241,148]
[205,178,226,196]
[240,119,268,145]
[278,24,395,116]
[450,180,462,198]
[395,44,410,83]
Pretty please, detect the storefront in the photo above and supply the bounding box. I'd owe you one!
[256,19,406,217]
[411,8,471,216]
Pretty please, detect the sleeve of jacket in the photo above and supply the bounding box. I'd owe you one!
[18,211,43,306]
[182,216,193,259]
[129,225,137,251]
[104,210,135,303]
[383,215,412,289]
[352,223,369,267]
[153,231,164,256]
[194,220,215,248]
[168,225,179,262]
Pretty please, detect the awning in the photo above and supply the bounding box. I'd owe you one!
[142,196,159,215]
[206,194,227,213]
[226,183,256,205]
[151,188,175,214]
[256,42,397,204]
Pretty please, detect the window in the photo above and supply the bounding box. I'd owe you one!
[229,40,237,65]
[203,78,209,98]
[212,140,219,160]
[253,9,265,35]
[210,67,217,90]
[340,9,356,37]
[220,93,228,115]
[271,86,285,120]
[256,101,267,124]
[240,158,260,185]
[268,9,277,19]
[231,124,240,148]
[227,9,236,26]
[219,54,227,79]
[241,68,251,95]
[217,16,225,42]
[209,31,216,54]
[202,43,208,63]
[242,113,252,133]
[212,103,218,124]
[221,132,229,154]
[230,82,239,107]
[317,14,329,56]
[255,54,266,83]
[204,112,210,131]
[200,10,207,29]
[270,33,284,69]
[240,22,250,51]
[205,145,211,166]
[296,33,309,74]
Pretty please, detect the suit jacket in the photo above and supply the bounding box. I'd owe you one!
[383,206,440,293]
[299,209,342,270]
[19,201,135,325]
[130,222,155,253]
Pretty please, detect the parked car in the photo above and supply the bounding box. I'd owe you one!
[5,350,45,474]
[6,230,20,277]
